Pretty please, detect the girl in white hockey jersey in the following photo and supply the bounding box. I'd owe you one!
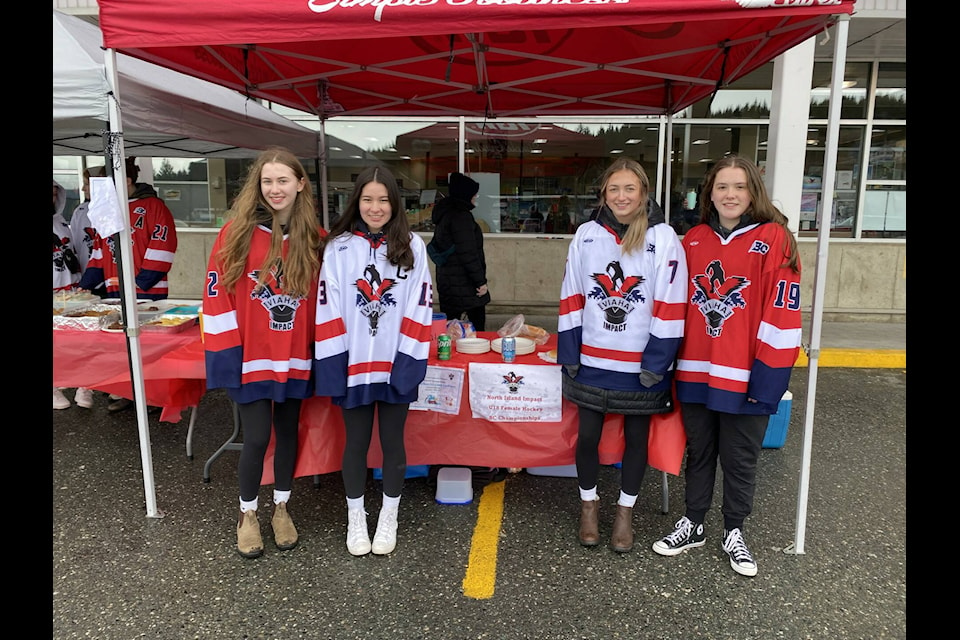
[557,158,687,553]
[314,164,433,557]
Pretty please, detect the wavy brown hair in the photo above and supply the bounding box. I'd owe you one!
[595,157,651,255]
[216,147,322,297]
[697,154,799,272]
[328,164,414,269]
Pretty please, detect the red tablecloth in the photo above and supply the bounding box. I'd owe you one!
[52,325,206,423]
[54,326,673,483]
[267,332,631,484]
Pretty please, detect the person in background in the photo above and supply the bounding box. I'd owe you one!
[78,157,179,412]
[71,166,106,298]
[430,172,490,330]
[557,157,687,553]
[202,147,323,559]
[53,179,90,410]
[652,154,802,578]
[314,164,433,556]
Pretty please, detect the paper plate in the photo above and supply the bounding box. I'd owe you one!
[456,337,491,354]
[491,337,535,356]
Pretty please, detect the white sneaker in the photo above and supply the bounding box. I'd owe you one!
[75,387,95,409]
[371,507,398,555]
[346,508,371,556]
[53,387,71,410]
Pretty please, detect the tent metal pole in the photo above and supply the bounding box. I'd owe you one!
[788,13,849,556]
[318,120,330,230]
[105,48,162,519]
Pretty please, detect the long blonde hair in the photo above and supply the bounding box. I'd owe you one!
[217,147,322,297]
[596,157,650,255]
[698,154,799,272]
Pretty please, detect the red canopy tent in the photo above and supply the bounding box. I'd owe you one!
[95,0,855,553]
[96,0,854,119]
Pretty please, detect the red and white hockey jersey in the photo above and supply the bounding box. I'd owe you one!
[79,185,178,300]
[203,221,320,403]
[675,221,802,415]
[313,231,433,409]
[557,215,687,391]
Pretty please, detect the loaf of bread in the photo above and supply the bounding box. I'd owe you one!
[519,323,549,345]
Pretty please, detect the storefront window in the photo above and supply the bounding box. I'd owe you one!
[796,125,864,237]
[809,62,871,120]
[874,62,906,120]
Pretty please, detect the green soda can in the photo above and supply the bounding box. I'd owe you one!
[438,334,452,360]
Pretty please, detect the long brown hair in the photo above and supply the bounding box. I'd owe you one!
[698,154,799,272]
[596,157,650,256]
[328,164,414,269]
[216,147,322,297]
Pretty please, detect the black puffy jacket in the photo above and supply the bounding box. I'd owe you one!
[431,195,491,312]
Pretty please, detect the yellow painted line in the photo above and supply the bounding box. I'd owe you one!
[795,349,906,369]
[462,478,505,600]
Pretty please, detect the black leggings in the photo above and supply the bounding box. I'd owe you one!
[576,407,651,496]
[237,398,302,502]
[341,401,410,499]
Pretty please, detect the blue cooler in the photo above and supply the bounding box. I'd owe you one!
[372,465,430,480]
[762,391,793,449]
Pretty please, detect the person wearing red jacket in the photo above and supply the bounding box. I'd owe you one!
[203,147,323,559]
[78,157,178,302]
[652,155,802,578]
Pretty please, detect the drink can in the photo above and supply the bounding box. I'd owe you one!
[438,334,452,361]
[501,336,516,363]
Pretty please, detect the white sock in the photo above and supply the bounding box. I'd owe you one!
[618,490,638,508]
[273,489,291,505]
[346,496,365,512]
[239,497,258,513]
[579,486,598,501]
[381,493,401,511]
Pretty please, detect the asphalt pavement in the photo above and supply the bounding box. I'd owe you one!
[51,321,907,640]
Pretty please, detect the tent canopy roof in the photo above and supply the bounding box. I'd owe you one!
[53,9,318,158]
[97,0,855,120]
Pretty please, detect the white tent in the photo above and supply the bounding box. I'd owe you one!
[53,10,318,158]
[53,9,318,519]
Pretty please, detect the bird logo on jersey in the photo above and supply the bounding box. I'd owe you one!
[502,371,524,394]
[588,260,645,331]
[354,264,399,336]
[248,262,302,331]
[691,259,751,337]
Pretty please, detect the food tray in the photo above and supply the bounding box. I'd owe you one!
[53,304,121,331]
[52,291,100,315]
[140,314,199,333]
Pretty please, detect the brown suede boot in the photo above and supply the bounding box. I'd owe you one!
[271,502,299,551]
[579,499,600,546]
[237,510,264,559]
[611,505,634,553]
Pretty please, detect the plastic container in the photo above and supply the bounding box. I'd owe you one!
[435,467,473,504]
[372,465,429,480]
[762,391,793,449]
[526,464,578,478]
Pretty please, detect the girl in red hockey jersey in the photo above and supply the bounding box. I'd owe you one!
[203,147,323,559]
[652,155,802,578]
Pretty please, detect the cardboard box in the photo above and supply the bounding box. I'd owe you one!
[762,391,793,449]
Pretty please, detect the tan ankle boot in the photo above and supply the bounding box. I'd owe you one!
[579,499,600,546]
[611,505,634,553]
[271,502,299,551]
[237,510,264,559]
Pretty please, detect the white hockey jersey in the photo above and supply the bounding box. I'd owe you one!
[313,231,434,409]
[558,215,687,392]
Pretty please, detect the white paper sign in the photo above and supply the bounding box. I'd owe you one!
[468,363,562,422]
[88,177,126,238]
[411,365,464,415]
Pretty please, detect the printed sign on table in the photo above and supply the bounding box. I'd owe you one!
[468,363,562,422]
[411,365,464,415]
